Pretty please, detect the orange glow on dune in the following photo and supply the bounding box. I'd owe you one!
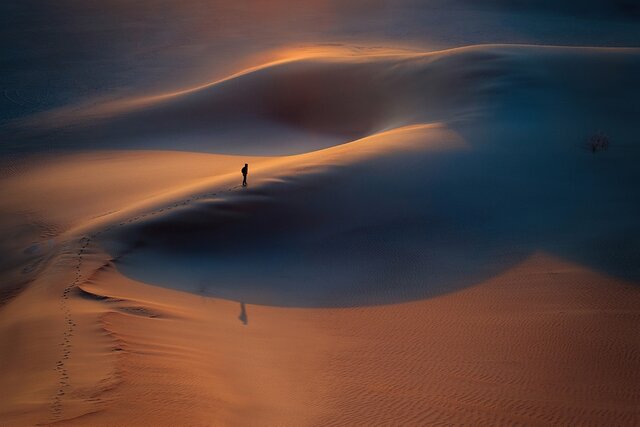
[118,44,422,105]
[25,43,428,129]
[3,0,640,424]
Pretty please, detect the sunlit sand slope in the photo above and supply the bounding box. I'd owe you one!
[2,246,638,425]
[14,45,640,154]
[1,43,639,425]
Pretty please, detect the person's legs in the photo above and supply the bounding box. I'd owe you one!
[242,176,247,186]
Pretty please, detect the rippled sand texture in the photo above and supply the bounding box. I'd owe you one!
[1,2,640,426]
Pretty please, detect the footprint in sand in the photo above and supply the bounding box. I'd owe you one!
[50,238,88,419]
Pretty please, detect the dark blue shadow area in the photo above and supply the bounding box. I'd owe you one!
[102,118,640,307]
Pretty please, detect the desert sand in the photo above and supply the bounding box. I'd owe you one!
[1,1,640,426]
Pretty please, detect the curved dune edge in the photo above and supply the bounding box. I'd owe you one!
[14,43,640,158]
[1,41,639,425]
[3,120,637,424]
[0,122,462,238]
[0,122,465,317]
[25,43,640,129]
[16,44,459,128]
[1,242,638,425]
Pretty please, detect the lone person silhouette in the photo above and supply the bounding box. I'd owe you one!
[241,163,248,187]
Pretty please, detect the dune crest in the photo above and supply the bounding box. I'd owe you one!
[1,35,639,425]
[12,44,639,155]
[2,241,639,425]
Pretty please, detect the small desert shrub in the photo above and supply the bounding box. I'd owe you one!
[587,131,610,153]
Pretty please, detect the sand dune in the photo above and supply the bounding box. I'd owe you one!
[3,0,638,131]
[12,44,640,155]
[2,240,638,425]
[1,38,640,425]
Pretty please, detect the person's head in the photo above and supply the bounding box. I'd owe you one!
[245,163,248,167]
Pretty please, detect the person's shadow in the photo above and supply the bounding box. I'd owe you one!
[238,302,248,325]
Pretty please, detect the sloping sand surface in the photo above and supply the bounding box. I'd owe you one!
[2,245,638,425]
[14,45,640,154]
[3,0,638,131]
[1,41,640,425]
[72,253,640,426]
